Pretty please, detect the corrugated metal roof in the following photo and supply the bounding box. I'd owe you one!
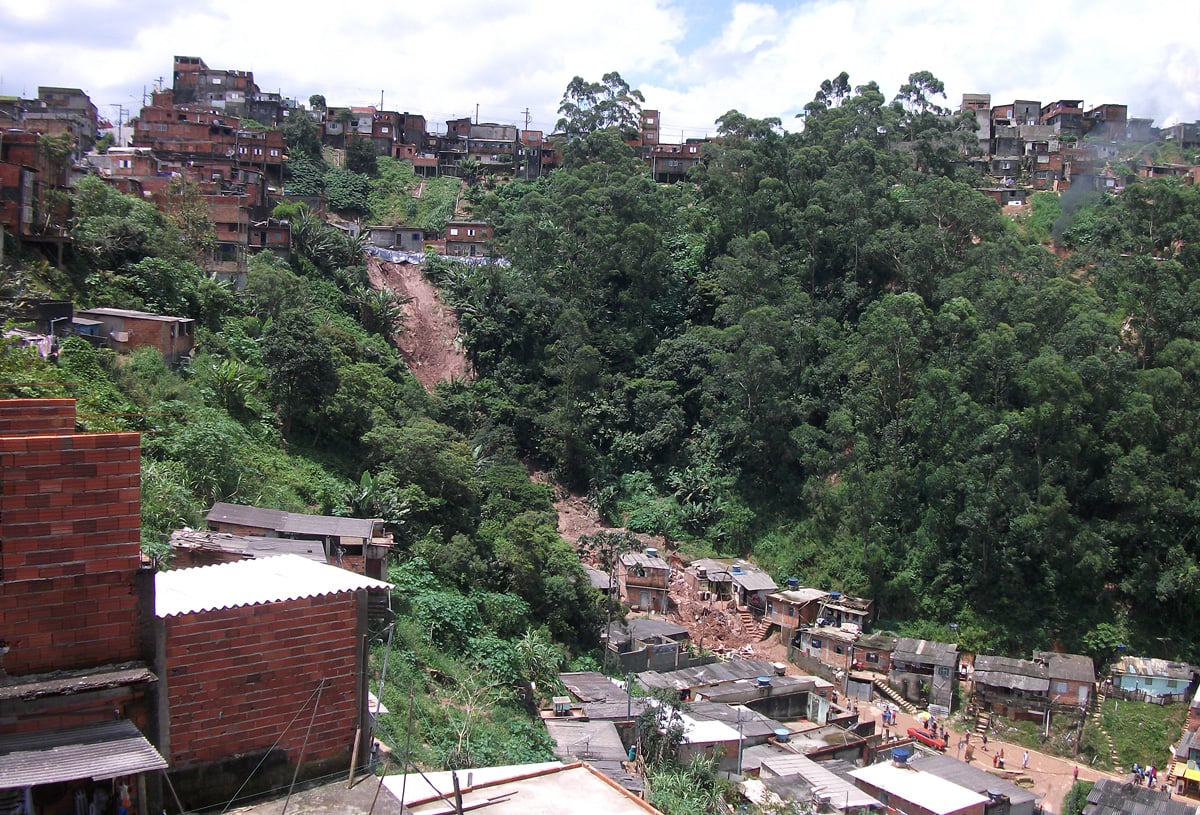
[1113,656,1195,681]
[0,720,167,788]
[911,753,1036,808]
[76,307,192,323]
[1035,651,1096,683]
[1085,777,1199,815]
[155,554,391,617]
[892,638,959,667]
[169,529,327,562]
[973,655,1050,692]
[637,659,779,691]
[206,502,380,539]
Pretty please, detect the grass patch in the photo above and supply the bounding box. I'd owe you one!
[985,710,1114,770]
[368,157,462,233]
[1100,697,1186,769]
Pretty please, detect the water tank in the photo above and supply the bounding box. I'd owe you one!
[732,565,743,575]
[891,747,911,765]
[698,566,707,578]
[757,676,772,688]
[773,728,791,742]
[646,547,658,558]
[787,578,800,590]
[830,591,842,599]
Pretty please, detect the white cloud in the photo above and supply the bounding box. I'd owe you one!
[1,0,1197,140]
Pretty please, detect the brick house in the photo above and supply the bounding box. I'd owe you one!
[445,220,493,257]
[971,652,1093,720]
[74,307,196,364]
[764,587,829,640]
[1035,651,1095,708]
[618,549,671,613]
[153,555,388,808]
[0,399,166,813]
[793,625,895,675]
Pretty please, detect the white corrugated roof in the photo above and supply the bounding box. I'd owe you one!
[850,763,988,815]
[155,554,391,617]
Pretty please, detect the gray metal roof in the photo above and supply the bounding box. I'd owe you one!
[207,502,380,539]
[625,617,690,642]
[637,659,778,691]
[911,753,1036,807]
[560,671,628,704]
[1085,778,1199,815]
[619,551,670,570]
[731,570,779,592]
[583,566,611,591]
[0,663,156,703]
[1034,651,1096,683]
[973,655,1050,693]
[76,307,193,324]
[892,638,959,667]
[686,702,784,740]
[169,529,327,562]
[0,720,167,788]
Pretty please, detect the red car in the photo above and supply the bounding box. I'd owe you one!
[907,727,947,751]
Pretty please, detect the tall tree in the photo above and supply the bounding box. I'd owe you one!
[555,71,645,139]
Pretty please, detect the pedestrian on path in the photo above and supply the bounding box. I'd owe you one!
[1022,751,1029,769]
[1074,765,1080,781]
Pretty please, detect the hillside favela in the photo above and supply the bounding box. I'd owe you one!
[4,40,1200,815]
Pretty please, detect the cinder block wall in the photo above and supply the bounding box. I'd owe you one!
[162,593,361,769]
[0,401,143,675]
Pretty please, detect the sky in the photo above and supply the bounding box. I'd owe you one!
[2,0,1199,141]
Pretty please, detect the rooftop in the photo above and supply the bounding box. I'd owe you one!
[770,588,830,604]
[893,638,959,667]
[75,307,193,323]
[850,762,989,815]
[760,753,882,811]
[154,554,391,617]
[383,762,663,815]
[169,529,327,562]
[911,753,1037,807]
[1112,657,1195,681]
[619,551,670,570]
[637,659,779,692]
[207,502,383,540]
[1034,651,1096,683]
[973,655,1050,693]
[1084,778,1199,815]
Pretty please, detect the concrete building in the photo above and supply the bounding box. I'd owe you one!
[850,762,989,815]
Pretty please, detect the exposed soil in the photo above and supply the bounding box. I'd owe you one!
[366,255,472,391]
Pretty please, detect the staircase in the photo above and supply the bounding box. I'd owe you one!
[738,610,770,642]
[1092,687,1122,771]
[873,678,920,715]
[974,710,991,736]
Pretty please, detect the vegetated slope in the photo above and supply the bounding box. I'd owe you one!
[455,80,1200,662]
[366,255,472,390]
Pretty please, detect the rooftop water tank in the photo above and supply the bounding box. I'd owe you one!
[891,747,911,765]
[757,676,772,688]
[774,728,791,742]
[787,578,800,590]
[646,547,658,558]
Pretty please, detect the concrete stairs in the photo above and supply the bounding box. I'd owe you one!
[737,610,770,642]
[974,710,991,736]
[873,678,920,715]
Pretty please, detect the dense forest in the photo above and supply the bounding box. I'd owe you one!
[443,72,1200,662]
[4,70,1200,798]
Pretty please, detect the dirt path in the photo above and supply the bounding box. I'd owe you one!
[366,256,472,390]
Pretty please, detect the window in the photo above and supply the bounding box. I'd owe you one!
[467,228,476,237]
[810,638,822,649]
[449,228,459,236]
[834,645,844,655]
[646,117,655,125]
[118,159,131,169]
[866,652,880,663]
[1054,681,1069,694]
[381,126,389,133]
[211,77,223,85]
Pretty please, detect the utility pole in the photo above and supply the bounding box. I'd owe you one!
[474,103,479,125]
[109,104,128,147]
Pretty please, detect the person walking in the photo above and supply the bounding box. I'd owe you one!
[1074,765,1080,781]
[1022,751,1029,769]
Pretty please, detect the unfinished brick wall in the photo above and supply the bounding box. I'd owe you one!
[161,592,361,770]
[0,421,143,675]
[0,398,76,436]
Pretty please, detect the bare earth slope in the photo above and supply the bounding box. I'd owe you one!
[366,255,472,390]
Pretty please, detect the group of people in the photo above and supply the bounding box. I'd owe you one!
[1133,763,1159,788]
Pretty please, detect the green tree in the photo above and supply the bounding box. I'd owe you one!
[346,136,379,176]
[555,71,645,139]
[261,309,338,436]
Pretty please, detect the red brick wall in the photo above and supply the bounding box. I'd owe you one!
[0,398,76,436]
[0,429,143,674]
[162,593,361,769]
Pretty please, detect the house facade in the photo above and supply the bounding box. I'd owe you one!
[1110,656,1198,701]
[617,549,671,613]
[74,307,196,364]
[890,639,959,711]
